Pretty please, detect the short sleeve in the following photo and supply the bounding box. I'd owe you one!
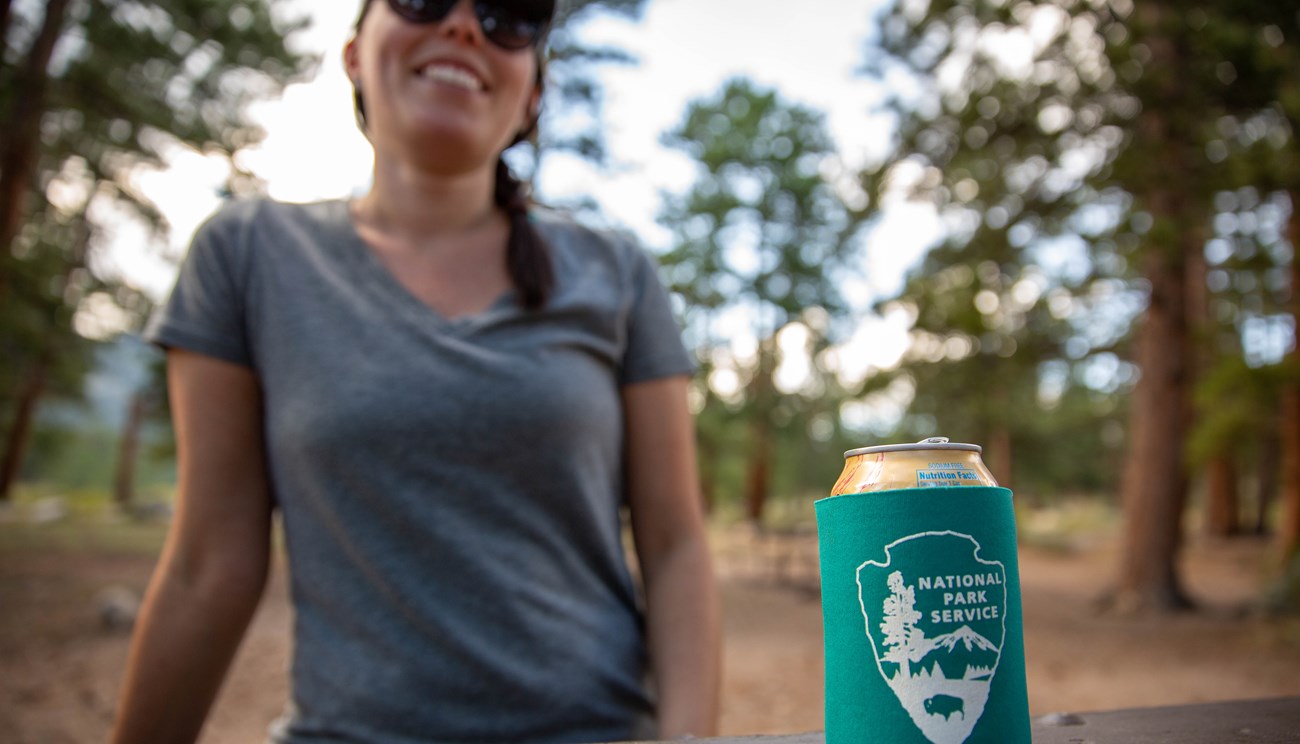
[143,201,257,367]
[620,245,695,385]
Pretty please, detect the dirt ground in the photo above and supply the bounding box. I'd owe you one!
[2,516,1299,743]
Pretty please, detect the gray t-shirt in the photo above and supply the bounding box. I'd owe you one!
[146,198,694,743]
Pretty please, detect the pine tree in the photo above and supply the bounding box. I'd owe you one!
[857,0,1142,494]
[858,0,1299,610]
[659,78,863,522]
[880,570,925,679]
[0,0,316,499]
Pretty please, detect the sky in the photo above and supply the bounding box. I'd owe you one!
[113,0,946,391]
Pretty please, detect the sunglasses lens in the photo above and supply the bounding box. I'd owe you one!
[386,0,549,50]
[388,0,458,24]
[475,1,548,50]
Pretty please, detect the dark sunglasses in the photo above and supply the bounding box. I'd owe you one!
[386,0,552,50]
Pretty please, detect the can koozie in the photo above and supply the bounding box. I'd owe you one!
[815,486,1030,744]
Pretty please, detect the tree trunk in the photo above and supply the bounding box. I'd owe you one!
[1113,245,1195,611]
[1282,385,1300,560]
[1255,422,1280,536]
[1109,3,1198,613]
[696,431,717,516]
[743,416,771,525]
[987,424,1013,490]
[0,360,48,501]
[699,463,716,516]
[743,339,779,525]
[1204,455,1240,537]
[113,391,147,510]
[1278,194,1300,561]
[983,377,1014,487]
[1185,214,1236,539]
[0,0,71,265]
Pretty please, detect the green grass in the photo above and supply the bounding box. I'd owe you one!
[0,483,170,557]
[0,518,169,556]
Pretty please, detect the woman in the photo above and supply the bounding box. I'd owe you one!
[108,0,721,741]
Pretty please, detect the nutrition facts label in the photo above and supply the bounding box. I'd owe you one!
[915,462,983,486]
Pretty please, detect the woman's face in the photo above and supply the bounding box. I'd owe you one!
[345,0,541,174]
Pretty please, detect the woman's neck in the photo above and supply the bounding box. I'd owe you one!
[354,157,500,240]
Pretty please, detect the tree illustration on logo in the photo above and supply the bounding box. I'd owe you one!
[879,570,928,679]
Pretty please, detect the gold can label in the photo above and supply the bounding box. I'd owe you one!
[830,437,998,496]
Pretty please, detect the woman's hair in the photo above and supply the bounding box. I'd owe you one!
[351,0,555,310]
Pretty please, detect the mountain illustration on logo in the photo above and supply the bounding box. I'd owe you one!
[920,625,1000,682]
[856,532,1007,744]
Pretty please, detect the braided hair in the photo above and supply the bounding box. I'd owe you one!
[350,0,555,309]
[494,150,553,309]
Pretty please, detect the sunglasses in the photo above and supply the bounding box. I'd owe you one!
[385,0,552,50]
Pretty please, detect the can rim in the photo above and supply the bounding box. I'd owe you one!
[844,438,982,458]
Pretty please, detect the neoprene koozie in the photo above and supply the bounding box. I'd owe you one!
[815,486,1030,744]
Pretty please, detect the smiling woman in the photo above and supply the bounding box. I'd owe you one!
[343,0,554,312]
[107,1,721,743]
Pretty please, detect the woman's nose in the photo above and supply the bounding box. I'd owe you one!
[440,0,484,45]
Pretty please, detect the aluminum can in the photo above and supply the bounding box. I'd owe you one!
[830,436,998,496]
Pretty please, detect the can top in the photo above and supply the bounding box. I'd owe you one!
[844,436,982,458]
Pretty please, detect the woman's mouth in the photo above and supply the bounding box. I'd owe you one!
[416,63,485,92]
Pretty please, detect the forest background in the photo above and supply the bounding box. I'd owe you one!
[2,0,1300,738]
[2,1,1300,730]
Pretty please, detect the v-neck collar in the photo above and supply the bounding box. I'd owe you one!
[330,199,519,335]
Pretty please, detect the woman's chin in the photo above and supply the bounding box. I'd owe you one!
[393,141,496,177]
[395,120,509,171]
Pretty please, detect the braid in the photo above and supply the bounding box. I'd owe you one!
[495,158,554,310]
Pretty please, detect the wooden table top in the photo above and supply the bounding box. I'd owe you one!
[637,696,1300,743]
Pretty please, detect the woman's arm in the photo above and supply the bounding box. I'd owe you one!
[109,350,275,744]
[624,375,722,739]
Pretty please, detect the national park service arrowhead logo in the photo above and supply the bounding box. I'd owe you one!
[856,532,1007,744]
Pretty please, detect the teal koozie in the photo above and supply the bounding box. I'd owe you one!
[815,487,1030,744]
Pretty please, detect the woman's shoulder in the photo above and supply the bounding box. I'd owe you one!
[189,198,351,264]
[199,196,345,234]
[530,206,647,268]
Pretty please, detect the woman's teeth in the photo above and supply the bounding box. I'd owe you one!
[417,65,483,91]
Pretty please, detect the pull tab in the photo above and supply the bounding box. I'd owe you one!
[917,437,950,444]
